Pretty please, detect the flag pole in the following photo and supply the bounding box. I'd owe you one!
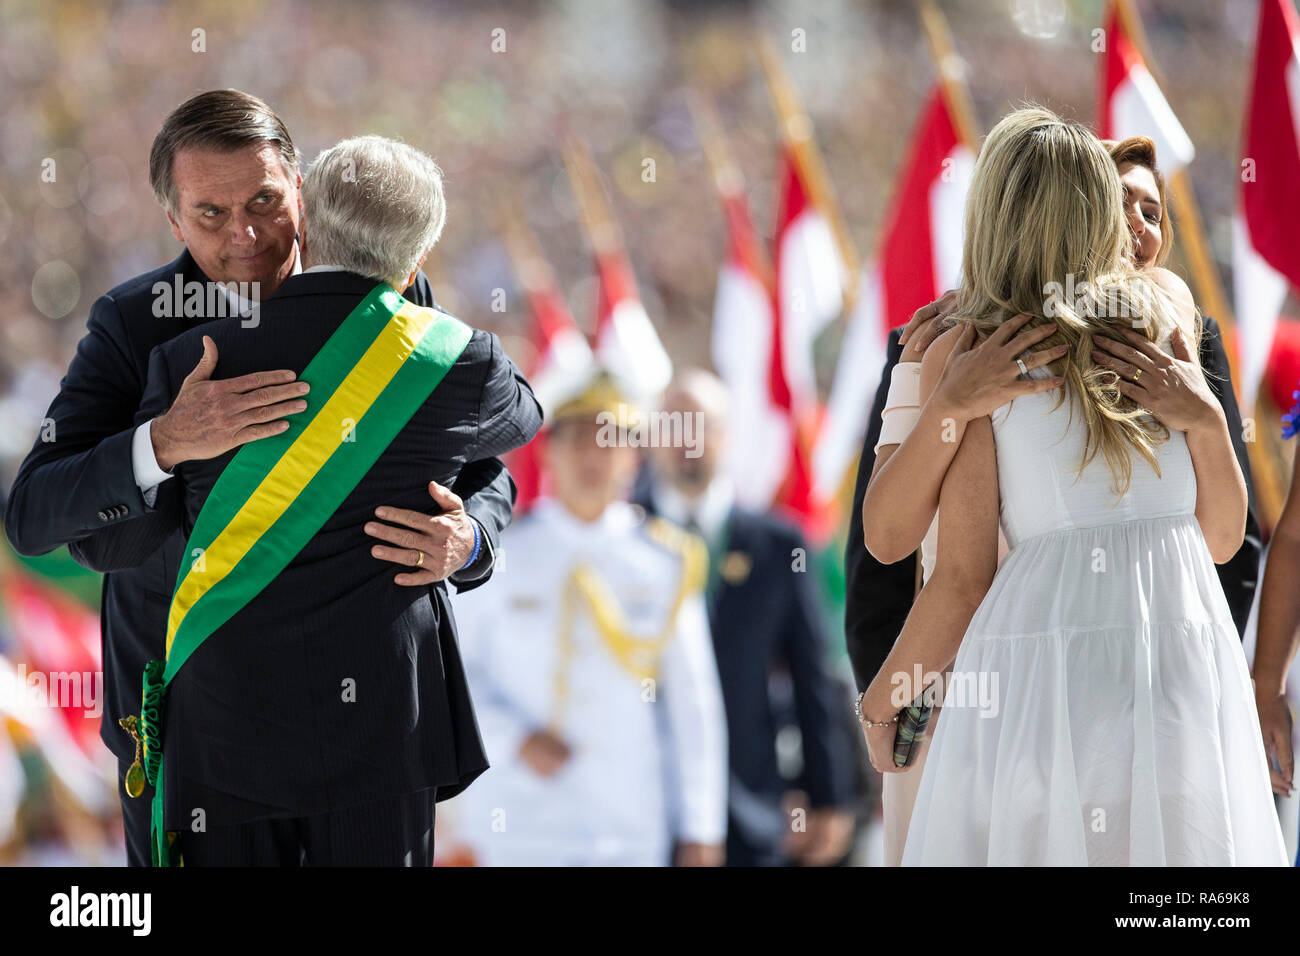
[915,0,981,151]
[491,195,580,350]
[493,196,556,298]
[560,133,623,258]
[1113,0,1285,529]
[754,31,860,305]
[685,88,776,296]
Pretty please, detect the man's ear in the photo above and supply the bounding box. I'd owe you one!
[165,208,184,244]
[401,251,431,293]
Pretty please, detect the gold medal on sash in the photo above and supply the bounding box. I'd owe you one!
[118,716,146,798]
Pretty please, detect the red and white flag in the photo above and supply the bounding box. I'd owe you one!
[1097,1,1195,173]
[813,88,973,506]
[592,249,672,403]
[0,569,104,762]
[773,146,846,418]
[1234,0,1300,414]
[507,264,593,512]
[711,189,792,510]
[768,146,848,527]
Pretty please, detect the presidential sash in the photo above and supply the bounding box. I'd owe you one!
[124,283,473,866]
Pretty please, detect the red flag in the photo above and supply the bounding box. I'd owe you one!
[590,248,672,401]
[1234,0,1300,413]
[1,569,102,757]
[770,147,836,526]
[773,147,843,418]
[507,264,594,513]
[1097,2,1194,172]
[814,88,973,512]
[711,188,790,509]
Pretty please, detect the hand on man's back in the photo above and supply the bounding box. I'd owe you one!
[151,334,311,471]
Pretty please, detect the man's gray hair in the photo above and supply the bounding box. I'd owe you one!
[302,136,447,286]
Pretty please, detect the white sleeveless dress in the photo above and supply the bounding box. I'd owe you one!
[901,359,1288,866]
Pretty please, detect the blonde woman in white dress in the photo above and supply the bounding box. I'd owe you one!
[858,107,1287,866]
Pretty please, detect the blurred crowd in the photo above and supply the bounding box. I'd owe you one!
[0,0,1265,486]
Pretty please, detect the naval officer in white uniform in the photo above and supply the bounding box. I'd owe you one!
[452,367,728,866]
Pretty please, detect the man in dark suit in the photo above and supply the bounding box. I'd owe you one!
[125,133,542,865]
[845,314,1261,695]
[3,90,517,865]
[641,369,856,866]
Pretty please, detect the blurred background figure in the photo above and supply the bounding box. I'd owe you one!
[448,367,728,866]
[638,369,857,866]
[0,536,120,865]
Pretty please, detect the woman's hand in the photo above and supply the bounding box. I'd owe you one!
[1093,326,1221,433]
[1255,689,1296,797]
[898,290,958,361]
[929,312,1067,423]
[862,719,906,775]
[1099,324,1245,561]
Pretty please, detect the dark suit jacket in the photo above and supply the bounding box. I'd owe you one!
[844,317,1261,692]
[638,485,855,862]
[132,269,542,827]
[3,250,518,767]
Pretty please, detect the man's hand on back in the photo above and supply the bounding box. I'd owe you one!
[364,480,477,585]
[150,335,310,471]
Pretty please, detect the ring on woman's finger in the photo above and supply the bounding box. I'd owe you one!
[1016,358,1028,376]
[1133,368,1142,382]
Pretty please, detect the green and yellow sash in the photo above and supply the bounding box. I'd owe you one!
[126,283,473,866]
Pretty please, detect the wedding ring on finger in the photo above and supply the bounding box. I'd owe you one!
[1016,357,1029,376]
[415,550,425,568]
[1133,368,1143,382]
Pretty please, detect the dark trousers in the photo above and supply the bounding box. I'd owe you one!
[725,826,791,867]
[117,758,154,868]
[176,789,437,866]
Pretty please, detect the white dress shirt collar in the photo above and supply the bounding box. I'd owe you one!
[221,241,303,314]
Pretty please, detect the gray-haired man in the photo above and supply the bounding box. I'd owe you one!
[4,91,521,866]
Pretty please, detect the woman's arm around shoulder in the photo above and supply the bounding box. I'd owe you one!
[861,325,970,564]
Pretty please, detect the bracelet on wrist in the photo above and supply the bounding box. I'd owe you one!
[457,519,482,572]
[853,691,899,727]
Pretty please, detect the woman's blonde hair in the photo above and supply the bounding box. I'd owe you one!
[943,107,1201,497]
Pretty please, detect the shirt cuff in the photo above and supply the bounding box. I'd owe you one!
[132,420,173,506]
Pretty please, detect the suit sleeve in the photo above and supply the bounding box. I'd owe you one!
[780,526,856,808]
[465,333,544,463]
[843,329,918,692]
[400,277,521,590]
[448,457,516,592]
[658,588,728,846]
[1200,316,1261,638]
[4,293,153,556]
[444,334,539,592]
[68,344,186,572]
